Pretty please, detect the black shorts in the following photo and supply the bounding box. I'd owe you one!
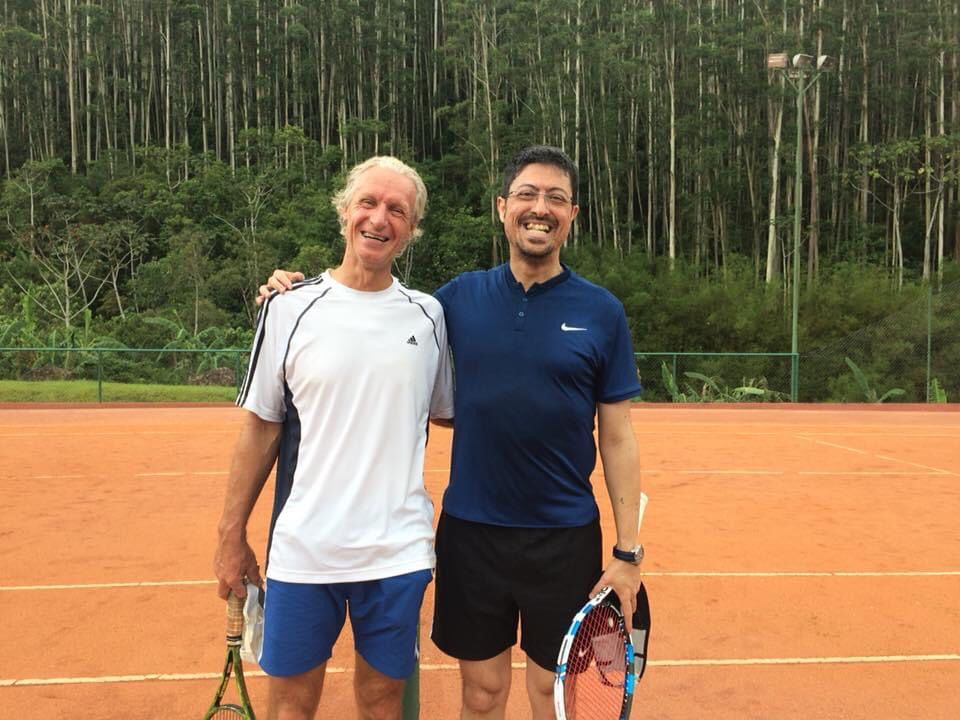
[431,511,602,671]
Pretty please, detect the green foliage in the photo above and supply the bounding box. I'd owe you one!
[2,0,959,405]
[659,362,786,403]
[0,379,236,403]
[843,357,906,403]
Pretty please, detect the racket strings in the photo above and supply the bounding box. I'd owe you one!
[562,605,628,718]
[209,708,247,718]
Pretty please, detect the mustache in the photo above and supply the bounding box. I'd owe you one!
[518,213,556,227]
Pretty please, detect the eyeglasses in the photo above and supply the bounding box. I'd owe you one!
[504,189,574,208]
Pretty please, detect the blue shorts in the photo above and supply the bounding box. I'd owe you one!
[259,569,432,680]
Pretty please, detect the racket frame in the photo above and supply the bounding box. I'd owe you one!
[554,586,635,720]
[203,593,257,720]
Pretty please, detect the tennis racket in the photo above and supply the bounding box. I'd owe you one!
[554,493,651,720]
[203,593,256,719]
[554,586,634,720]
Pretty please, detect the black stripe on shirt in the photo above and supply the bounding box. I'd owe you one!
[398,286,441,352]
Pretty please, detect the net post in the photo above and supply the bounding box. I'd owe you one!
[97,350,103,403]
[402,624,420,720]
[926,283,932,403]
[235,350,243,397]
[790,352,799,402]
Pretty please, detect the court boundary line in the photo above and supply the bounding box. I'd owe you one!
[4,570,960,592]
[4,654,959,688]
[6,467,952,482]
[798,436,957,476]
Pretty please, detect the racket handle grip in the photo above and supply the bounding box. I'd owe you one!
[638,491,649,528]
[226,592,245,640]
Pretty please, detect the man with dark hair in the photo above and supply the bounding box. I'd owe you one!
[499,144,580,203]
[260,145,643,720]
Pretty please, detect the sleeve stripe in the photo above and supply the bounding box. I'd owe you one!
[236,297,274,407]
[237,277,326,407]
[281,288,331,385]
[397,287,441,352]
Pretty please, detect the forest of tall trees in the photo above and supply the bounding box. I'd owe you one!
[0,1,958,397]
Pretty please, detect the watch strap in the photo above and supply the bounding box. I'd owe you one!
[612,544,643,564]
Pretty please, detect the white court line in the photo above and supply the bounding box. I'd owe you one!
[5,571,960,592]
[644,571,960,578]
[0,430,237,438]
[0,580,216,591]
[1,471,230,481]
[677,470,784,475]
[802,437,869,455]
[5,468,948,482]
[649,654,960,667]
[3,654,959,687]
[641,469,945,477]
[633,431,960,439]
[873,453,956,476]
[798,471,946,476]
[799,432,960,438]
[800,436,957,476]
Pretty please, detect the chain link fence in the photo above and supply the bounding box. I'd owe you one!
[4,282,957,404]
[801,281,960,403]
[0,347,248,401]
[635,352,796,402]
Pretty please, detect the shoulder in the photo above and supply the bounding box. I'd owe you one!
[260,276,332,320]
[565,270,625,311]
[397,283,445,320]
[435,266,501,302]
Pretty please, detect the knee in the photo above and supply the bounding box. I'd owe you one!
[267,679,323,720]
[354,677,404,720]
[462,674,510,715]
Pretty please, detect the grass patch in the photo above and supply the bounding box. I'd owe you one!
[0,379,237,403]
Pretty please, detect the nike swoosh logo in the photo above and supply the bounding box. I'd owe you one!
[561,323,587,332]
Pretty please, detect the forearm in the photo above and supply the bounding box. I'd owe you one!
[597,402,642,549]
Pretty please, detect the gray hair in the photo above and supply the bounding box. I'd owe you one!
[331,156,428,240]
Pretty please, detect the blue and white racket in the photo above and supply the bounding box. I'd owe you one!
[554,586,633,720]
[554,493,651,720]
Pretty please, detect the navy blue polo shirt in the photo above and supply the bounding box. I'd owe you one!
[434,263,641,527]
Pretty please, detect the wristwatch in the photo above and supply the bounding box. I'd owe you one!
[612,544,644,565]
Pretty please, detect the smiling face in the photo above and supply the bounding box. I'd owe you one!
[339,166,419,274]
[497,162,579,264]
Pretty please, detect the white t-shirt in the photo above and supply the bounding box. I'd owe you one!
[237,271,454,583]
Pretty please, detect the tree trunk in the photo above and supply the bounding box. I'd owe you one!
[665,17,677,268]
[66,0,78,172]
[226,0,236,173]
[766,80,785,284]
[198,18,209,157]
[807,1,824,285]
[164,0,172,182]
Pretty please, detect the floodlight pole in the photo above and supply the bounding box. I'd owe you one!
[767,53,832,402]
[790,74,804,403]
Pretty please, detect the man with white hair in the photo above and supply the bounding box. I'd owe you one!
[215,156,454,720]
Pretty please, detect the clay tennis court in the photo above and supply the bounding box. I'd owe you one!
[1,404,958,719]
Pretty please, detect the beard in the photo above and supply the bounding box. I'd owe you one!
[513,238,556,260]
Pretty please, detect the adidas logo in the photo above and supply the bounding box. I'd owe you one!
[406,335,418,346]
